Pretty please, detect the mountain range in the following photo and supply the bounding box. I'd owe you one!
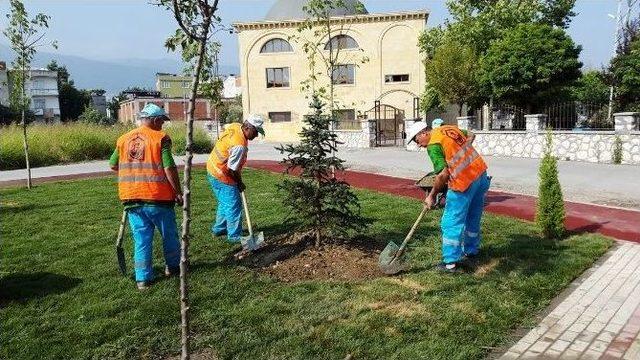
[0,44,239,98]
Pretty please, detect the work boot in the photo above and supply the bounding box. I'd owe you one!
[136,281,152,290]
[165,265,180,277]
[435,262,465,274]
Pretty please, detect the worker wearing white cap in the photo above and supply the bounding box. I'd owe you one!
[406,121,488,273]
[206,115,265,242]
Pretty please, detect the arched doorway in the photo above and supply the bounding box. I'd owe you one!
[365,102,405,147]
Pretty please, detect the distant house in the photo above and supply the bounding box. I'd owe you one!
[0,62,61,121]
[117,90,214,124]
[155,73,192,98]
[89,91,107,116]
[222,74,242,99]
[7,68,61,122]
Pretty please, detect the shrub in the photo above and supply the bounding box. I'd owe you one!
[164,124,213,155]
[78,105,116,126]
[612,135,624,164]
[536,130,566,239]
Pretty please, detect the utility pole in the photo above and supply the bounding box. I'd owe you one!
[608,0,623,121]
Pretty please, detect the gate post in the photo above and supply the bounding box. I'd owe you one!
[525,114,546,132]
[614,112,639,133]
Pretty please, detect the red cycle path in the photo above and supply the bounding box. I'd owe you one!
[246,160,640,242]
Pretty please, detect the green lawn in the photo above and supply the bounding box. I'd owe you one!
[0,169,612,360]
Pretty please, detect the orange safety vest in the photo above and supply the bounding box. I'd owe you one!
[116,126,175,201]
[428,125,487,192]
[206,123,248,185]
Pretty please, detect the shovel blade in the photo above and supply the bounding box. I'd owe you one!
[116,246,127,276]
[378,241,407,275]
[241,231,265,251]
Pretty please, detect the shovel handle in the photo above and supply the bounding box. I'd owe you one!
[240,191,253,237]
[116,210,127,247]
[396,205,429,255]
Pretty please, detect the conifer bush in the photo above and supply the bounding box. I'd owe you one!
[536,130,565,239]
[277,94,367,247]
[612,135,623,164]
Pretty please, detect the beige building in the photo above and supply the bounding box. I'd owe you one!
[234,0,427,143]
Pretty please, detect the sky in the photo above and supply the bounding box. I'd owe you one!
[0,0,625,70]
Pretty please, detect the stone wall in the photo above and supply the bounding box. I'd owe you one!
[472,131,640,164]
[335,120,376,148]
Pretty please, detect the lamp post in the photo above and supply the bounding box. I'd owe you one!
[607,0,623,121]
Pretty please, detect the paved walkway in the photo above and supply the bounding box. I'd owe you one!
[2,143,640,209]
[500,242,640,360]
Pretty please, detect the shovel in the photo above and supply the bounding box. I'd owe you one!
[379,205,429,275]
[239,191,265,252]
[115,210,128,276]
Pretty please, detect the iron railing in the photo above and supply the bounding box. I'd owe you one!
[543,102,612,130]
[475,105,526,130]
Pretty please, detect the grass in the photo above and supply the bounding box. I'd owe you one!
[0,123,213,170]
[0,169,612,360]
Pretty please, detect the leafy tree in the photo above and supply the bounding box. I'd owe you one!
[571,70,609,104]
[536,130,565,239]
[3,0,56,189]
[107,86,147,120]
[611,37,640,112]
[426,42,479,115]
[46,60,91,120]
[277,95,367,247]
[159,0,223,357]
[218,96,243,124]
[479,23,582,111]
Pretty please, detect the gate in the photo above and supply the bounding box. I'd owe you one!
[476,105,526,130]
[365,101,405,146]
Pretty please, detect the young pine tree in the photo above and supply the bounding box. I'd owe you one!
[536,130,565,239]
[277,94,367,247]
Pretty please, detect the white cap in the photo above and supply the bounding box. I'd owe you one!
[406,121,429,143]
[245,114,265,135]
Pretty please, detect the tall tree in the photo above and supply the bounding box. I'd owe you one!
[426,42,479,115]
[571,70,610,104]
[159,0,223,358]
[611,36,640,112]
[46,60,92,121]
[3,0,56,189]
[479,23,582,111]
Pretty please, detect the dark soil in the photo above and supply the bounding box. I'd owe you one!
[235,233,385,282]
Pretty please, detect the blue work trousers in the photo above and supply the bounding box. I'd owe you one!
[441,172,490,264]
[207,174,243,242]
[127,206,181,282]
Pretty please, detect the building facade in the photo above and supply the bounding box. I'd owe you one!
[222,74,242,99]
[156,73,193,98]
[234,0,427,142]
[118,95,214,124]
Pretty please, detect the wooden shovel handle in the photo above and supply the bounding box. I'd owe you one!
[116,210,127,247]
[397,205,429,255]
[240,191,253,237]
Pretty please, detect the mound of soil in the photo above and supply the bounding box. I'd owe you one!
[237,234,384,282]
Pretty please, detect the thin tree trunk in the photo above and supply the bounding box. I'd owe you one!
[179,20,210,360]
[21,65,32,189]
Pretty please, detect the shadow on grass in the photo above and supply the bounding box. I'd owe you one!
[0,272,82,305]
[481,233,564,276]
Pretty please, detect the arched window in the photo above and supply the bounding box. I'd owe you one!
[260,38,293,53]
[324,35,359,50]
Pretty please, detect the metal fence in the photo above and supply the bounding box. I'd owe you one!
[543,102,612,130]
[476,105,526,130]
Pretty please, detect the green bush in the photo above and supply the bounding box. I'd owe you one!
[0,122,213,170]
[78,105,116,126]
[612,135,623,164]
[536,130,566,239]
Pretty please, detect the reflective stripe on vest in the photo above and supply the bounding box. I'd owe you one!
[118,175,168,183]
[213,147,228,164]
[450,150,480,178]
[447,141,473,168]
[118,162,164,170]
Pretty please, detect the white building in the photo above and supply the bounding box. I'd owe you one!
[25,69,60,121]
[222,74,242,99]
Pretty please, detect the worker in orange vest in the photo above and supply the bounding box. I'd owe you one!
[406,121,490,273]
[109,103,183,290]
[206,114,264,242]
